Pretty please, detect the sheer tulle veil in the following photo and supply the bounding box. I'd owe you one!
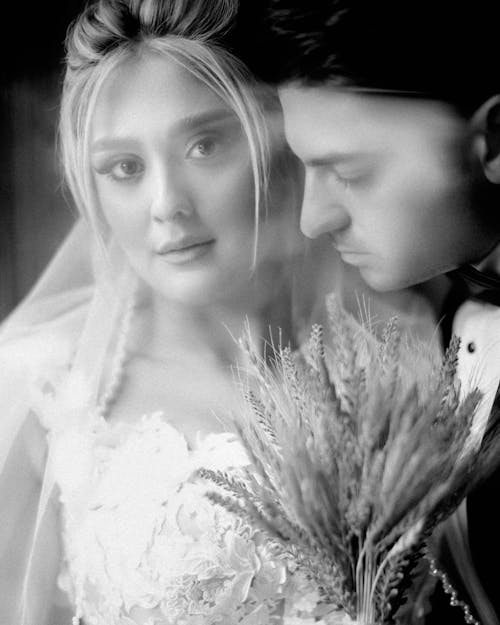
[0,220,136,623]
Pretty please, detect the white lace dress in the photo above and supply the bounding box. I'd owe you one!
[44,409,297,625]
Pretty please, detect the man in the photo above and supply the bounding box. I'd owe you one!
[232,1,500,623]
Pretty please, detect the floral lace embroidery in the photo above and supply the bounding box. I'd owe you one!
[50,413,292,625]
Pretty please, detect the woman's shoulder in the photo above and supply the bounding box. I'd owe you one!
[0,301,91,433]
[0,291,91,378]
[0,328,76,397]
[0,328,72,370]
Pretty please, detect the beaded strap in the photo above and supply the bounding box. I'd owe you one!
[95,279,137,420]
[424,549,480,625]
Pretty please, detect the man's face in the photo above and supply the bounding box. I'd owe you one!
[279,86,499,291]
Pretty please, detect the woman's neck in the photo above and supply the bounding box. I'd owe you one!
[129,290,266,367]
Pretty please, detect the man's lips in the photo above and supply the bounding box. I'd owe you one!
[336,248,367,255]
[333,243,370,266]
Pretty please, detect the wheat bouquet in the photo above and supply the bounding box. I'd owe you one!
[201,296,500,625]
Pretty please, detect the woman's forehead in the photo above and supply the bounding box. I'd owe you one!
[90,53,234,144]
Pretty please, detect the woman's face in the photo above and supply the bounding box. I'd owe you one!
[90,53,261,307]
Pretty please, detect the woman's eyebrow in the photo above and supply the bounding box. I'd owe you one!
[91,109,240,153]
[91,136,142,153]
[180,109,239,132]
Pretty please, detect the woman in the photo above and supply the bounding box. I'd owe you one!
[0,0,303,622]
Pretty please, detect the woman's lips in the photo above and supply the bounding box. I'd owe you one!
[156,238,216,264]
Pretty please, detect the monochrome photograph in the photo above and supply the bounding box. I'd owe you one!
[1,2,499,624]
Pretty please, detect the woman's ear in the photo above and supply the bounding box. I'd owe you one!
[471,95,500,183]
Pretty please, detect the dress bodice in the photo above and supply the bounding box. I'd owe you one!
[48,411,289,625]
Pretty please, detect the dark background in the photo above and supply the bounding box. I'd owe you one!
[0,2,86,320]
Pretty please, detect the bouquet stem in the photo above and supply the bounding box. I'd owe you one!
[356,552,376,625]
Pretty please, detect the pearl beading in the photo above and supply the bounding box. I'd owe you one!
[95,280,137,420]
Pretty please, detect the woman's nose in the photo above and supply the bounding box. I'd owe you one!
[150,164,194,223]
[300,170,351,239]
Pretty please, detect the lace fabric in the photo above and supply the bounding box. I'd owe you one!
[47,410,287,624]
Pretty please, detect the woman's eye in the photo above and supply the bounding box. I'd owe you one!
[108,159,144,181]
[187,137,218,159]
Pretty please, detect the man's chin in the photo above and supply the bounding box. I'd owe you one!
[358,266,423,293]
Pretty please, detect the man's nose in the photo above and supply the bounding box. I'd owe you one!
[300,170,351,238]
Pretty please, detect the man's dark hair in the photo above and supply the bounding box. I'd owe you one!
[232,0,499,118]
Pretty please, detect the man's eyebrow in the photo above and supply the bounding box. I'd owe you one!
[91,109,240,152]
[303,151,377,168]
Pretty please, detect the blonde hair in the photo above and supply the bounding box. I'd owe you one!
[59,0,274,259]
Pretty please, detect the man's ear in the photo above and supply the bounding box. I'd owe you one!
[472,95,500,183]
